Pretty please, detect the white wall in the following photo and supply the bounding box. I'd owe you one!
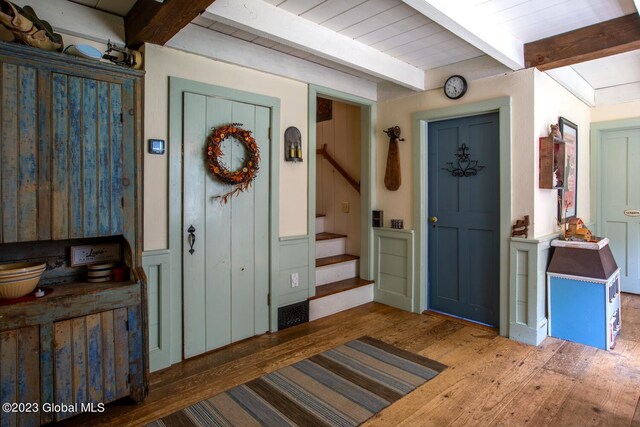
[376,69,536,232]
[534,70,592,236]
[143,44,309,250]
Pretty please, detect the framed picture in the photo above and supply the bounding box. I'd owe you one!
[70,243,121,267]
[558,117,578,221]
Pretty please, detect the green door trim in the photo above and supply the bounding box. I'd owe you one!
[308,85,377,294]
[169,77,281,362]
[590,118,640,237]
[412,97,512,336]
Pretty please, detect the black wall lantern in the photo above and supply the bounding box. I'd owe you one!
[285,126,303,162]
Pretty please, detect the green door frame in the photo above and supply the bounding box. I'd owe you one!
[308,85,377,288]
[412,97,512,336]
[169,77,281,361]
[590,118,640,236]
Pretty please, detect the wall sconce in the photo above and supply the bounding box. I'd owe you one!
[285,126,303,162]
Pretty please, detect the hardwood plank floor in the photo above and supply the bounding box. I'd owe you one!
[61,294,640,427]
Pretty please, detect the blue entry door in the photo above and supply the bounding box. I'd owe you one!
[428,113,500,326]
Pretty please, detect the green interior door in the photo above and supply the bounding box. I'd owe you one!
[182,93,270,359]
[600,128,640,294]
[427,113,500,326]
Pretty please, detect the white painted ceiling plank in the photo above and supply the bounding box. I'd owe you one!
[383,29,451,57]
[372,22,444,51]
[322,0,399,32]
[167,24,378,100]
[402,0,524,69]
[300,0,368,24]
[209,21,239,35]
[356,13,427,45]
[192,15,214,28]
[204,0,425,90]
[545,67,595,107]
[279,0,326,16]
[339,4,417,39]
[95,0,136,16]
[12,0,124,44]
[595,82,640,105]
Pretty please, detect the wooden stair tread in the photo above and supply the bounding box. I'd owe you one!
[310,278,374,300]
[316,254,359,268]
[316,232,347,241]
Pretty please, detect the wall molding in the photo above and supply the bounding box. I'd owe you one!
[412,97,512,336]
[142,249,171,372]
[277,236,311,316]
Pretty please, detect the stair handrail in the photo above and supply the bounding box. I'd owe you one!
[316,144,360,193]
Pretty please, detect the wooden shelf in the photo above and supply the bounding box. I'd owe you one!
[0,280,141,332]
[539,135,566,189]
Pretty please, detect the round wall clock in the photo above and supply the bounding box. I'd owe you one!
[444,75,468,100]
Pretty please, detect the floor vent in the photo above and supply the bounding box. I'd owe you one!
[278,300,309,330]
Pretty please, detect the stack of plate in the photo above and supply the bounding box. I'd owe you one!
[87,263,115,283]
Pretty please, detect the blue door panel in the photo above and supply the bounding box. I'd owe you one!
[428,113,500,326]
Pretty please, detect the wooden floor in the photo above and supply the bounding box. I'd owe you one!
[62,294,640,427]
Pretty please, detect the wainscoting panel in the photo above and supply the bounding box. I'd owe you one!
[509,235,555,345]
[142,250,171,372]
[277,236,312,322]
[373,228,414,311]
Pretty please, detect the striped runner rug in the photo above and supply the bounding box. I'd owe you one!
[147,336,446,427]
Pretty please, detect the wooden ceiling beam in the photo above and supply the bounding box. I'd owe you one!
[524,14,640,71]
[125,0,216,49]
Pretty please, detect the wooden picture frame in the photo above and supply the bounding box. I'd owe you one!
[558,117,578,221]
[70,243,121,266]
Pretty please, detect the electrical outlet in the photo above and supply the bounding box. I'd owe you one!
[341,202,350,213]
[291,272,299,288]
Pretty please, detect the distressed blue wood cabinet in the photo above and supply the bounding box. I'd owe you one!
[0,42,146,426]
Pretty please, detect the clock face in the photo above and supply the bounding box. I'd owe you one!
[444,75,467,99]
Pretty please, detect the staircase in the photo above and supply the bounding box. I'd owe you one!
[309,214,374,321]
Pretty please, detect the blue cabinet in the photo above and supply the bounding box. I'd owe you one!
[547,240,621,350]
[547,270,621,349]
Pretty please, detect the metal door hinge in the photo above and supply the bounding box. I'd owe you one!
[268,127,272,140]
[125,320,129,331]
[268,293,271,306]
[120,113,123,123]
[127,373,131,384]
[121,197,124,208]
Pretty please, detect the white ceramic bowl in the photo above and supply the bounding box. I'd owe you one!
[0,262,46,299]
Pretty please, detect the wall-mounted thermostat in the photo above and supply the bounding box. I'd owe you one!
[148,139,165,155]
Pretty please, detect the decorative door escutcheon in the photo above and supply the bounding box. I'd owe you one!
[187,225,196,254]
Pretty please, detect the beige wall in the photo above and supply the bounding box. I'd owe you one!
[376,69,536,233]
[591,101,640,123]
[534,70,592,236]
[142,44,309,251]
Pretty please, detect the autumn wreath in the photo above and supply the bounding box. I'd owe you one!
[207,123,260,203]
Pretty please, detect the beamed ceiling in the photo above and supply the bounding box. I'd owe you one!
[32,0,640,104]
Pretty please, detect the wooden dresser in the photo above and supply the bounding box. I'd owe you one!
[0,42,146,425]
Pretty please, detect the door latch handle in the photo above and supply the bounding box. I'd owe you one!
[430,216,438,223]
[187,225,196,255]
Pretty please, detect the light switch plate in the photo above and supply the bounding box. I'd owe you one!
[341,202,350,213]
[291,272,299,288]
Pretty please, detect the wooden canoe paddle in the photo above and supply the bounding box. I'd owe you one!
[383,126,404,191]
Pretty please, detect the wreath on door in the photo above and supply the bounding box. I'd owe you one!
[207,123,260,203]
